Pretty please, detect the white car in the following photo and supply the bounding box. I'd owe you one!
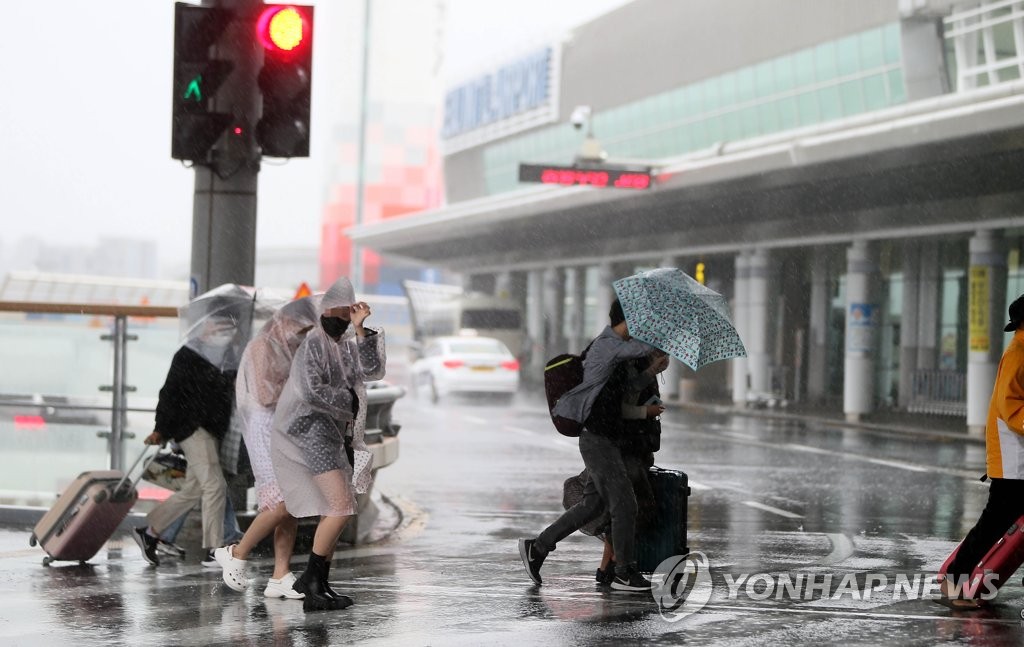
[412,336,520,403]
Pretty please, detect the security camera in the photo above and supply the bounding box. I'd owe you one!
[570,105,592,130]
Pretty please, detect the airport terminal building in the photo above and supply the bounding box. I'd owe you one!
[350,0,1024,431]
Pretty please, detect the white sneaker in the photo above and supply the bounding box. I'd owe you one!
[263,572,305,600]
[214,545,252,592]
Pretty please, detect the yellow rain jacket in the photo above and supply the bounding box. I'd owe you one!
[986,330,1024,479]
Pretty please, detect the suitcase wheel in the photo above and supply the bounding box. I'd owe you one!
[42,556,53,567]
[28,534,37,547]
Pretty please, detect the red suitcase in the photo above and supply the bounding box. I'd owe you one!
[29,448,154,566]
[938,515,1024,599]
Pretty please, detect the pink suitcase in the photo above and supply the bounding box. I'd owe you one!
[29,449,154,566]
[938,515,1024,599]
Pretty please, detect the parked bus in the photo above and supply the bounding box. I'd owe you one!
[401,280,526,358]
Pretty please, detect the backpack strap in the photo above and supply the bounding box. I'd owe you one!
[579,338,597,360]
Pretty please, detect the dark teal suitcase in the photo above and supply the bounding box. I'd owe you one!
[636,466,690,573]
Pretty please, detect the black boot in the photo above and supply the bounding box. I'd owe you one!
[294,553,345,612]
[323,560,354,609]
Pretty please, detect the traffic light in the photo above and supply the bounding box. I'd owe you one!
[255,5,314,158]
[171,3,235,161]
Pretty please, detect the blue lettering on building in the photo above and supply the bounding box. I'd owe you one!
[443,48,552,139]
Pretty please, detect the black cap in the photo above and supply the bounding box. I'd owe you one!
[609,299,625,326]
[1005,294,1024,332]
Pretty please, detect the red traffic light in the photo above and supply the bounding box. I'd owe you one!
[257,6,309,53]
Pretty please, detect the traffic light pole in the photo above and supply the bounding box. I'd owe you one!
[351,0,372,294]
[189,0,264,297]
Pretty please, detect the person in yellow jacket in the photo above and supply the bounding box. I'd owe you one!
[939,295,1024,608]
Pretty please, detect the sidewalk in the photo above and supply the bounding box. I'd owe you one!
[667,397,986,445]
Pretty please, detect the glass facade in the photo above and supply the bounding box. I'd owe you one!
[483,23,906,195]
[946,0,1024,91]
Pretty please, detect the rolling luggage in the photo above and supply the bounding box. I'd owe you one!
[636,466,691,573]
[938,514,1024,598]
[30,447,155,566]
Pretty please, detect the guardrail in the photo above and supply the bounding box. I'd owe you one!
[0,301,177,471]
[0,300,404,511]
[907,369,966,417]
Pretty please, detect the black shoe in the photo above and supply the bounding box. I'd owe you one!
[200,549,219,569]
[518,538,546,585]
[155,538,186,559]
[596,561,616,585]
[293,569,338,612]
[323,560,354,609]
[294,553,349,612]
[611,568,652,592]
[131,527,160,566]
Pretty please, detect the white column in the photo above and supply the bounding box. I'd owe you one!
[568,267,587,352]
[543,267,567,356]
[494,271,512,299]
[747,249,772,395]
[844,240,881,422]
[526,270,545,375]
[917,241,941,370]
[967,230,1007,435]
[898,242,921,410]
[732,252,750,405]
[806,248,829,403]
[595,262,615,336]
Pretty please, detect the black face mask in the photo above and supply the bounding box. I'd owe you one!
[321,315,350,338]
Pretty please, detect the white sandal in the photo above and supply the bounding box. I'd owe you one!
[214,545,251,592]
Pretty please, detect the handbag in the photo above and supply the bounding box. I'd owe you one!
[142,450,187,492]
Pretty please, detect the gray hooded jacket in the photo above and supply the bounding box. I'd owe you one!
[551,326,651,425]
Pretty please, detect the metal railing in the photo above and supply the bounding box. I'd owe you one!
[0,301,177,471]
[908,369,967,416]
[0,300,405,508]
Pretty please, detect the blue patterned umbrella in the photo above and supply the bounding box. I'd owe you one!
[613,268,746,370]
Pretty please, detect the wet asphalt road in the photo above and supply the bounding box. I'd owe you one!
[2,393,1023,646]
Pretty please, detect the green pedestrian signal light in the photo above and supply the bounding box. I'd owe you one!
[184,75,203,102]
[170,3,234,162]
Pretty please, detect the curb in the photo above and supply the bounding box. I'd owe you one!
[668,400,987,446]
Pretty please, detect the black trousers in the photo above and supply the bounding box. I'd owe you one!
[537,430,638,575]
[946,478,1024,579]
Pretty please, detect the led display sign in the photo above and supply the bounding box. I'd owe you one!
[518,163,653,190]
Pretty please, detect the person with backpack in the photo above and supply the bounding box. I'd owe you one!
[519,299,668,592]
[589,352,667,585]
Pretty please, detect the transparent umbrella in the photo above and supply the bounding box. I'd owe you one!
[179,283,256,372]
[613,267,746,370]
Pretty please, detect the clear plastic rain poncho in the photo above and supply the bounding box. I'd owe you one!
[231,295,321,511]
[270,277,386,518]
[179,284,255,373]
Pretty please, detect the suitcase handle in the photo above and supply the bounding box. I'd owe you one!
[113,445,160,495]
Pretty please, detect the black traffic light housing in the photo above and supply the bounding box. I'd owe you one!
[171,3,235,162]
[255,5,314,158]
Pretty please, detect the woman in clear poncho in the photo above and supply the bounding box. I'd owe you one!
[214,295,320,599]
[273,277,385,611]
